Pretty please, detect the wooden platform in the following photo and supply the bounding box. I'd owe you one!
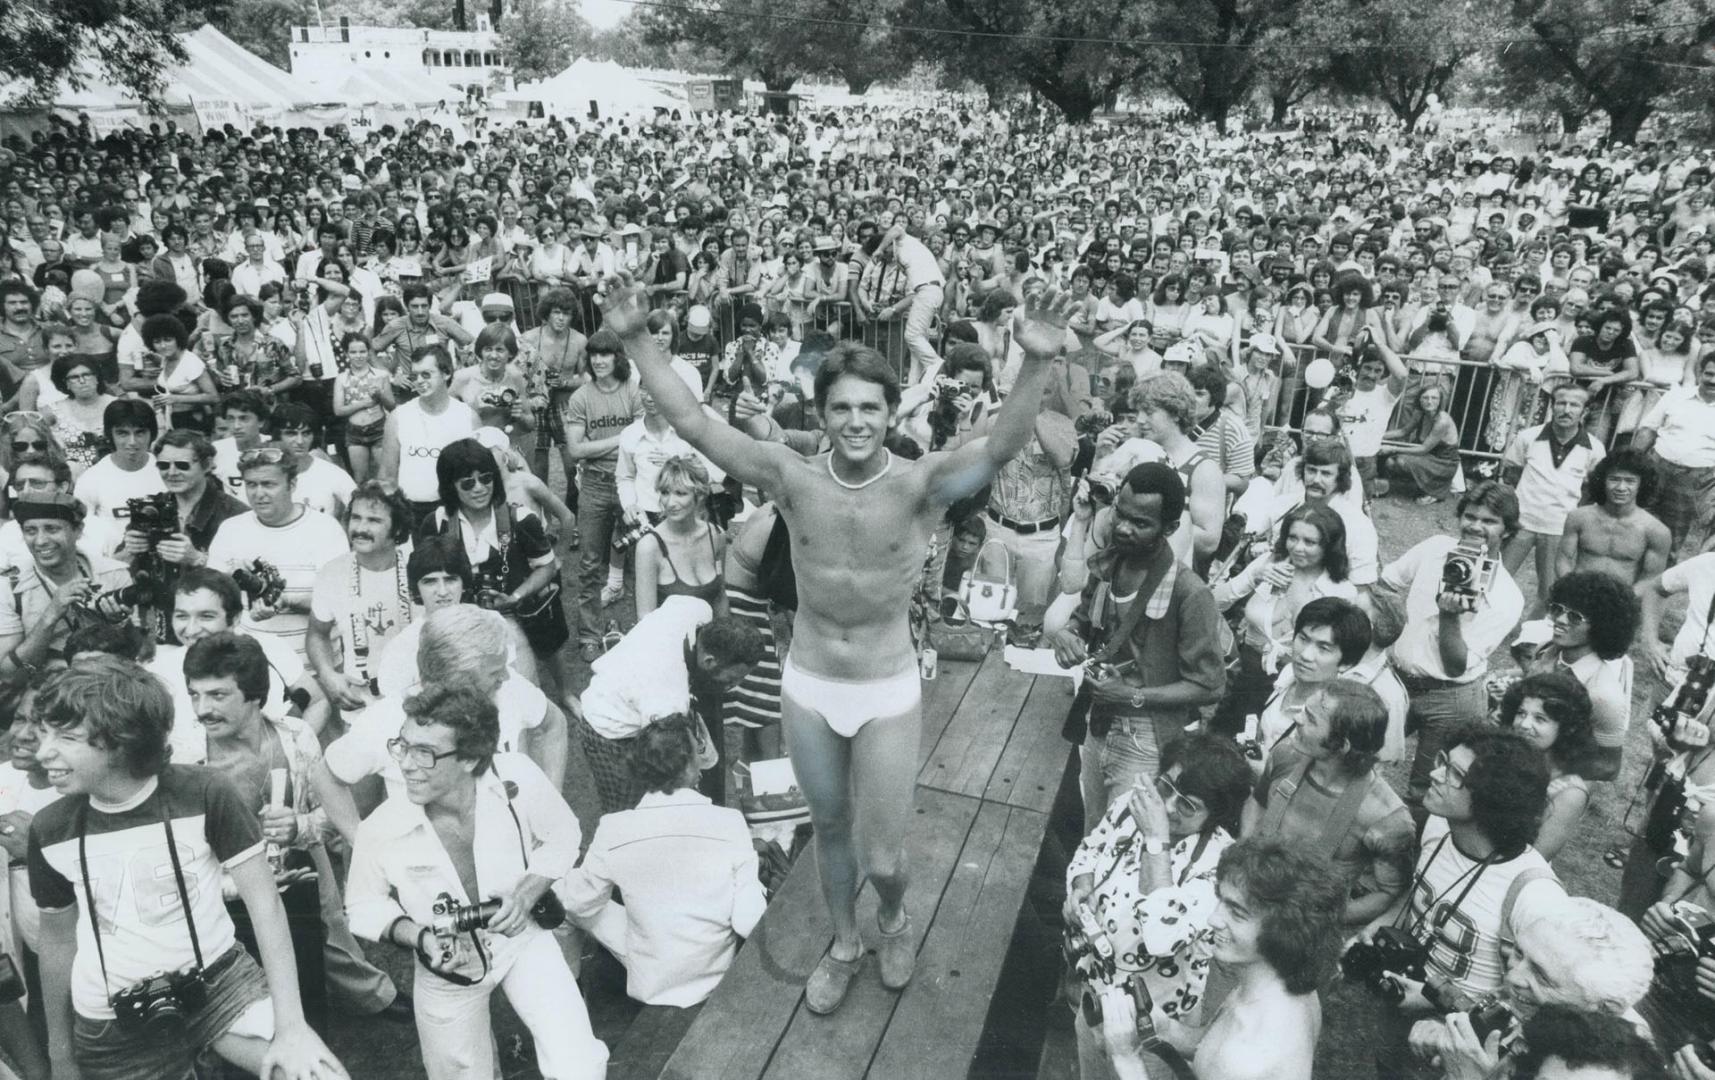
[633,647,1076,1080]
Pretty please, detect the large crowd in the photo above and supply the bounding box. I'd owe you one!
[0,94,1706,1080]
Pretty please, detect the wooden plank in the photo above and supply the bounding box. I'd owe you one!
[758,786,983,1080]
[983,676,1077,814]
[659,841,833,1080]
[871,802,1049,1079]
[918,648,984,764]
[606,1004,703,1080]
[919,649,1034,799]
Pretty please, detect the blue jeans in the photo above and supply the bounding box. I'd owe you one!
[575,468,622,647]
[1080,714,1162,829]
[1403,677,1488,816]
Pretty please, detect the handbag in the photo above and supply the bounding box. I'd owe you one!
[959,539,1019,625]
[931,597,993,662]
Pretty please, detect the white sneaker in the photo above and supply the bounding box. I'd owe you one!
[600,582,624,607]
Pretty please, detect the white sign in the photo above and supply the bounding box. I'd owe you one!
[191,99,246,134]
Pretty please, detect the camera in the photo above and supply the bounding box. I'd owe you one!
[1438,546,1496,613]
[1340,926,1429,1002]
[115,492,179,547]
[432,892,503,935]
[1086,476,1117,507]
[1080,973,1154,1034]
[473,567,511,610]
[111,968,208,1034]
[926,375,974,450]
[231,560,286,608]
[1075,407,1114,438]
[1066,901,1115,964]
[1466,996,1517,1046]
[1654,655,1715,748]
[1330,368,1356,396]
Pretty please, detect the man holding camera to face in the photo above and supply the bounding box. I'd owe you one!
[343,682,607,1080]
[25,656,345,1080]
[1378,481,1525,817]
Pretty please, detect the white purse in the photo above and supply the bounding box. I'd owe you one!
[959,539,1019,625]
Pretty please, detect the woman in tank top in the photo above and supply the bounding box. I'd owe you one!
[636,455,727,618]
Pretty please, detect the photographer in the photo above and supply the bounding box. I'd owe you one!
[0,496,132,684]
[1380,481,1525,814]
[1047,464,1226,825]
[26,656,345,1080]
[1063,734,1252,1080]
[184,633,405,1031]
[207,443,351,660]
[343,682,607,1080]
[0,454,110,582]
[71,400,164,558]
[1409,898,1653,1080]
[307,483,417,717]
[562,713,767,1007]
[1362,725,1565,1079]
[1097,839,1346,1080]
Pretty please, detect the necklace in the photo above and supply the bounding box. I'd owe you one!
[826,448,892,490]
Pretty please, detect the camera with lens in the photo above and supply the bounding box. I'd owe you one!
[1075,407,1114,438]
[430,888,567,939]
[472,567,512,611]
[1654,655,1715,749]
[926,375,975,450]
[1086,476,1117,507]
[1080,972,1155,1037]
[1341,926,1429,1002]
[115,492,179,547]
[1330,368,1356,396]
[110,968,208,1034]
[1065,901,1116,965]
[1465,995,1517,1046]
[231,559,286,608]
[1438,546,1495,614]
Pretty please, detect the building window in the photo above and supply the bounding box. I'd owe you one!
[425,49,438,65]
[464,50,480,66]
[444,50,459,66]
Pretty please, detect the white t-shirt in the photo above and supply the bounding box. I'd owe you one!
[1383,535,1523,683]
[207,509,351,656]
[72,455,165,556]
[1337,384,1401,458]
[211,438,247,500]
[323,674,547,797]
[147,636,306,764]
[309,551,415,685]
[1502,424,1605,537]
[292,456,357,519]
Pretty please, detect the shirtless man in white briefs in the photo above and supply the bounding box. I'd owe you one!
[599,275,1067,1013]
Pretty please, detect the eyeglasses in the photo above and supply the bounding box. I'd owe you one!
[155,460,197,473]
[10,439,46,452]
[1154,773,1203,819]
[1432,750,1468,789]
[237,447,290,469]
[1546,602,1588,627]
[411,369,439,382]
[386,736,459,772]
[455,473,495,493]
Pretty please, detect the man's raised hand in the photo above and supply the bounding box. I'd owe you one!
[1015,287,1074,359]
[596,273,649,339]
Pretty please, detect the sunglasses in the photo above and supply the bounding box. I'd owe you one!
[155,460,197,473]
[1433,750,1468,788]
[455,473,496,493]
[238,447,290,468]
[1546,602,1588,627]
[10,439,47,452]
[1154,773,1202,819]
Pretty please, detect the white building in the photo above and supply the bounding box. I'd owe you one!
[287,16,510,98]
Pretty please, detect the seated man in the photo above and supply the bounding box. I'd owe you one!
[343,683,606,1080]
[26,655,343,1080]
[563,714,767,1007]
[0,495,132,686]
[579,595,763,814]
[1409,896,1652,1077]
[1098,838,1346,1080]
[313,605,569,846]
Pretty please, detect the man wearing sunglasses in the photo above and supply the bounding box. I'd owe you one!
[207,443,350,661]
[379,347,478,529]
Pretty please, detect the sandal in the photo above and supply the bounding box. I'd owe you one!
[876,911,916,990]
[805,947,863,1014]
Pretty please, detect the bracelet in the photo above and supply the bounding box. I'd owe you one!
[383,914,411,948]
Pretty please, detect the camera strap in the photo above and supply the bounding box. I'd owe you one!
[75,792,207,1004]
[1400,836,1498,942]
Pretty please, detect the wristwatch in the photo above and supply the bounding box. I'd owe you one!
[1141,837,1168,856]
[1129,686,1149,711]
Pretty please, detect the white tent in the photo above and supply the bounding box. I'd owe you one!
[501,58,682,119]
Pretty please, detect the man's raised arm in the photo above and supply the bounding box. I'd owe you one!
[600,275,790,491]
[927,289,1069,501]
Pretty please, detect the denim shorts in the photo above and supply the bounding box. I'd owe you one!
[73,946,271,1080]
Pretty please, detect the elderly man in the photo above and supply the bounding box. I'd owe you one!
[579,595,763,815]
[312,604,569,846]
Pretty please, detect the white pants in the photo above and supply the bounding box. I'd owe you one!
[414,927,608,1080]
[983,515,1062,612]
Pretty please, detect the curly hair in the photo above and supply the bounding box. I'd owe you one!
[1159,733,1252,837]
[1448,725,1550,856]
[404,682,499,777]
[1272,504,1350,583]
[1586,447,1658,509]
[1510,1005,1667,1080]
[1500,671,1595,774]
[1215,839,1347,995]
[1548,570,1639,661]
[1310,680,1388,775]
[629,713,698,794]
[1130,371,1199,434]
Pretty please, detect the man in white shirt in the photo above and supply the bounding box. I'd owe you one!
[1501,384,1604,613]
[870,224,946,384]
[579,596,762,815]
[206,444,351,659]
[1635,352,1715,560]
[1380,482,1524,819]
[616,387,723,527]
[230,232,287,299]
[1331,339,1408,496]
[306,484,415,717]
[72,400,164,558]
[273,404,357,520]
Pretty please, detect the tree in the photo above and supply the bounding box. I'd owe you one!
[586,12,724,71]
[497,0,590,81]
[206,0,312,70]
[638,0,909,92]
[1317,0,1483,130]
[1508,0,1715,143]
[1142,0,1308,133]
[0,0,229,105]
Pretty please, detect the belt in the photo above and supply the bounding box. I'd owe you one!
[987,508,1061,535]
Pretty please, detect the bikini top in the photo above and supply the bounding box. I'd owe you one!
[650,525,725,607]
